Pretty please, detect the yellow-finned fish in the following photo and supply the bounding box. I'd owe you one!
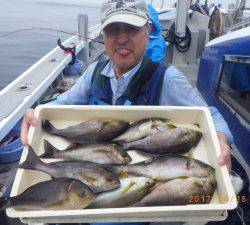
[88,177,155,208]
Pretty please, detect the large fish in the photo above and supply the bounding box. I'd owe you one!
[42,118,129,143]
[88,177,155,208]
[0,178,95,211]
[139,174,217,206]
[108,155,215,181]
[19,146,120,193]
[113,118,175,143]
[41,140,131,165]
[122,127,202,154]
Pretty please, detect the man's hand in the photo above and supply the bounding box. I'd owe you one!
[21,109,39,146]
[217,132,232,171]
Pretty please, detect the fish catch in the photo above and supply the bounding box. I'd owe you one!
[41,140,131,165]
[19,146,120,193]
[88,177,155,208]
[42,118,129,143]
[108,155,215,181]
[122,127,202,154]
[139,173,217,206]
[0,178,95,211]
[113,118,175,143]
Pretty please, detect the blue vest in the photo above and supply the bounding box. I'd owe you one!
[88,58,169,106]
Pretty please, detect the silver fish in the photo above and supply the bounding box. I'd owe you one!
[139,174,217,206]
[42,118,129,143]
[0,178,95,211]
[88,177,155,208]
[19,146,120,193]
[113,118,175,143]
[122,127,202,154]
[109,155,215,181]
[41,140,131,165]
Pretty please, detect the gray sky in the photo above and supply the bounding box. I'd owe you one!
[25,0,250,9]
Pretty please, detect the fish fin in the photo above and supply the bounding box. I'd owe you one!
[122,181,135,194]
[0,197,11,211]
[42,119,57,133]
[40,140,59,158]
[132,156,159,165]
[150,119,158,130]
[44,199,65,209]
[95,120,110,133]
[129,118,150,128]
[19,146,44,170]
[167,122,177,129]
[64,143,81,151]
[186,158,191,169]
[186,149,193,161]
[119,170,129,179]
[77,172,97,183]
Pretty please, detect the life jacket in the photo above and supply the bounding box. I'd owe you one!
[88,57,169,106]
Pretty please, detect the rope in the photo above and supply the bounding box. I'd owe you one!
[165,23,192,53]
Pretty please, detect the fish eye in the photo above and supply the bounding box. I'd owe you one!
[146,181,152,187]
[79,190,86,198]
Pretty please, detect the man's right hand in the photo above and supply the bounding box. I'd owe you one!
[21,109,39,146]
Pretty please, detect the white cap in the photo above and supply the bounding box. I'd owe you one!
[101,0,149,29]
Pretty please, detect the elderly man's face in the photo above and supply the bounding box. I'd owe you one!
[103,23,149,77]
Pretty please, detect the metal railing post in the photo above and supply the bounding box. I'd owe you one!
[78,14,89,65]
[161,0,165,9]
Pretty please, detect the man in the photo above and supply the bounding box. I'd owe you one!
[21,3,234,221]
[22,0,232,171]
[21,1,233,224]
[146,4,167,63]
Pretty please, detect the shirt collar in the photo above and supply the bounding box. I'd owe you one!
[149,34,159,39]
[101,59,143,81]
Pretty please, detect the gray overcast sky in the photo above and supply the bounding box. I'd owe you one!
[24,0,250,9]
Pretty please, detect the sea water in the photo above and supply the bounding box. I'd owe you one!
[0,0,103,90]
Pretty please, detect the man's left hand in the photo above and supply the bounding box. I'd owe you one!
[217,132,232,171]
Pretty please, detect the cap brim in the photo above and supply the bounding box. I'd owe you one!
[102,14,147,30]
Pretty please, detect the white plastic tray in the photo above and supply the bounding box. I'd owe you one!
[7,105,237,224]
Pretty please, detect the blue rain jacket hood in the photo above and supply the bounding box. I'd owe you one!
[148,4,162,37]
[146,4,167,63]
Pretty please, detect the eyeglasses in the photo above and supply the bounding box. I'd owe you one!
[103,23,142,36]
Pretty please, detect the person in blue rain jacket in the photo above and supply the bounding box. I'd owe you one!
[146,4,167,63]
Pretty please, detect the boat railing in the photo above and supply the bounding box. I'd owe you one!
[0,15,102,142]
[222,17,250,34]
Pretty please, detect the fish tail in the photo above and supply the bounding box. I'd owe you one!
[40,140,59,158]
[0,197,11,212]
[42,119,57,134]
[19,146,44,170]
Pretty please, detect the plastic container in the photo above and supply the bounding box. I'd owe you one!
[8,105,237,224]
[0,120,23,163]
[63,59,84,76]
